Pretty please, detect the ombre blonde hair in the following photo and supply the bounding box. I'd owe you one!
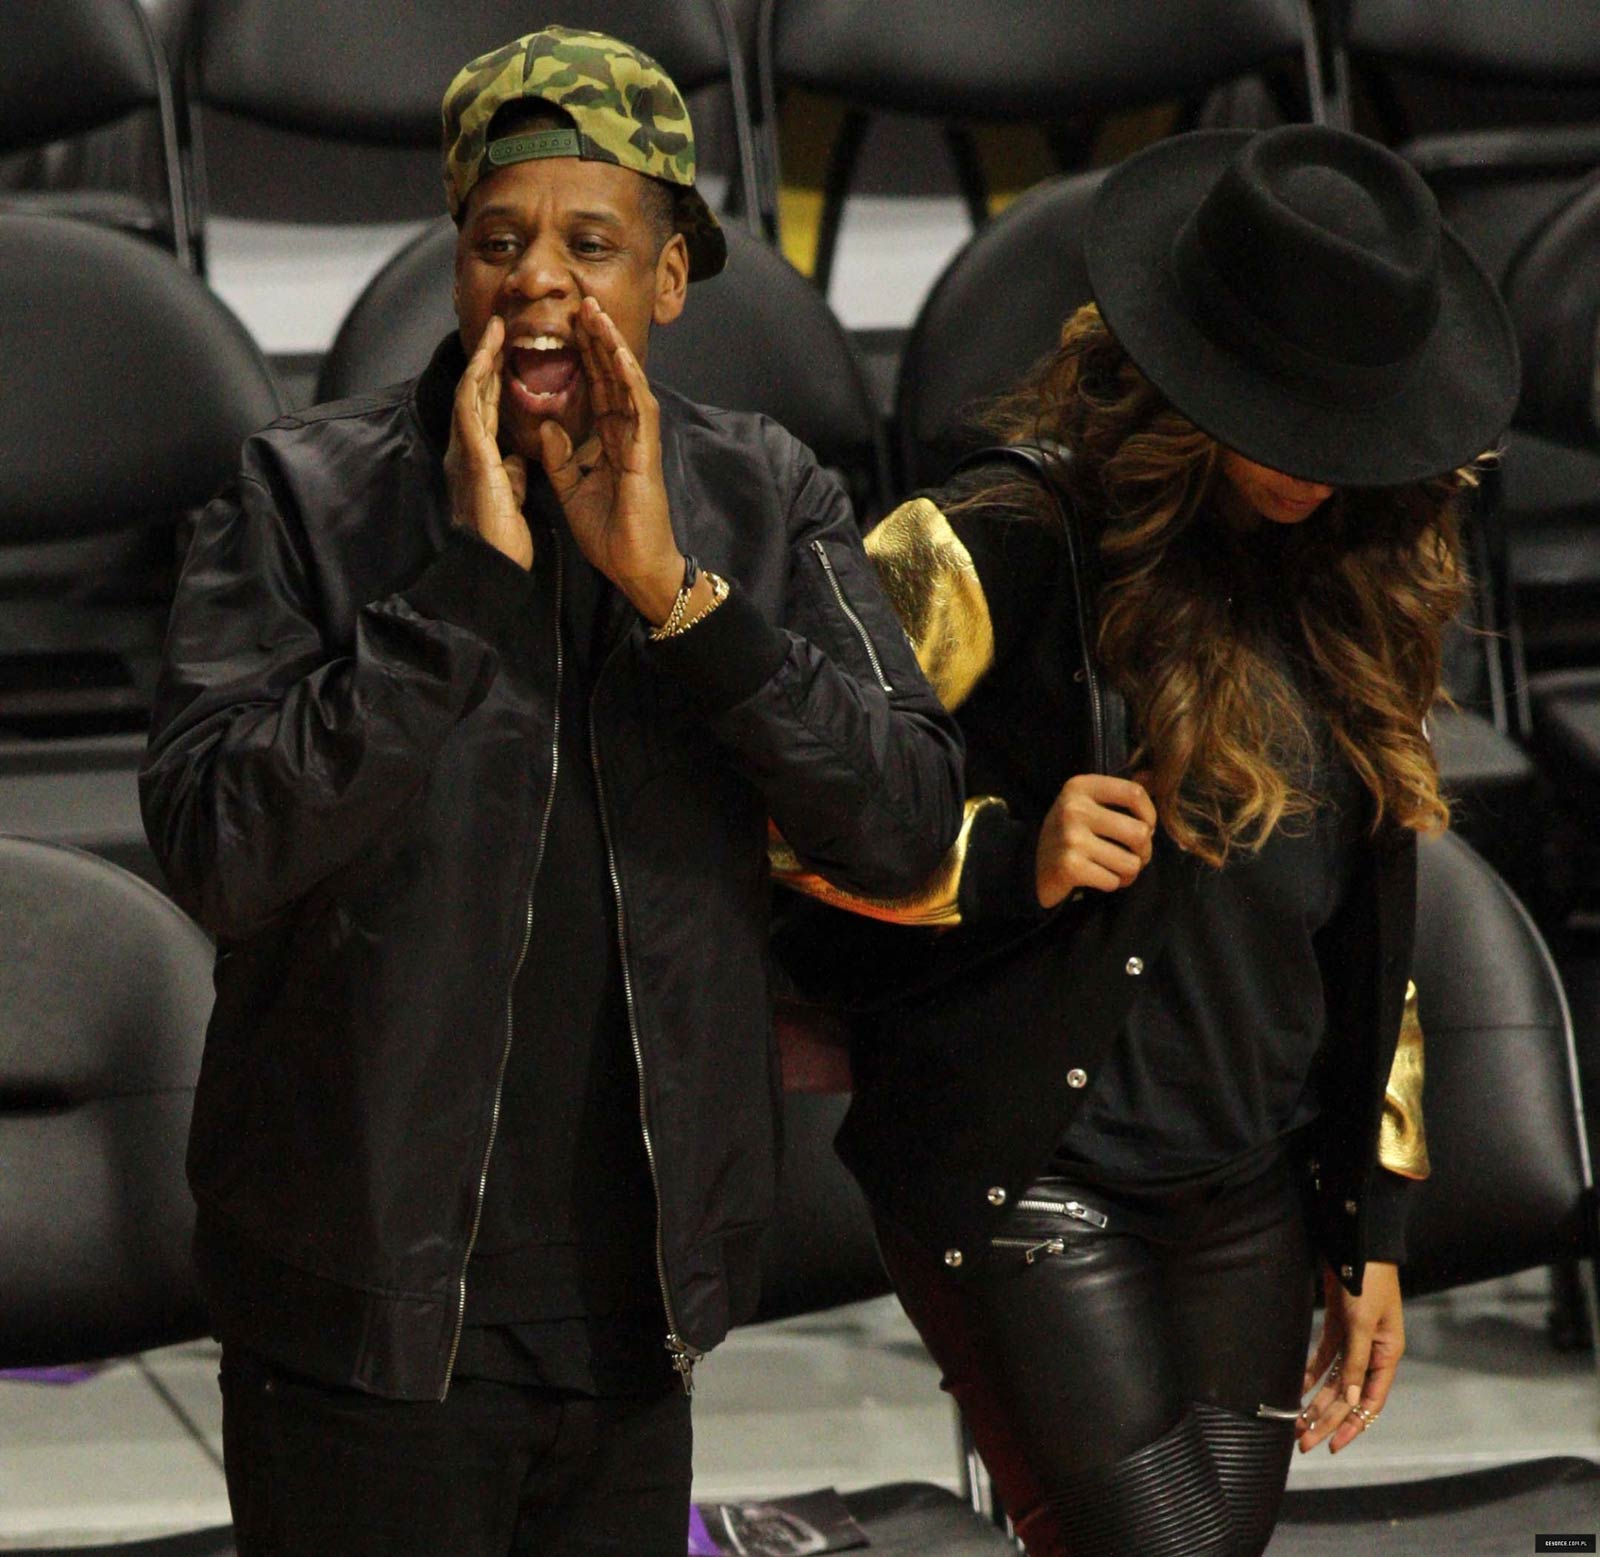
[969,303,1472,867]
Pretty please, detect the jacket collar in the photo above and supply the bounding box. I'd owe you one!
[413,332,467,465]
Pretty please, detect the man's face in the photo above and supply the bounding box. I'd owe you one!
[453,155,688,455]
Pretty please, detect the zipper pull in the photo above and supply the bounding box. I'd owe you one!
[1064,1200,1109,1229]
[1024,1238,1065,1264]
[666,1334,701,1395]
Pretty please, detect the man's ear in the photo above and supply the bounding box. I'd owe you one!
[653,233,689,327]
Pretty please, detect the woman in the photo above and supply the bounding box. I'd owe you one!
[777,124,1519,1556]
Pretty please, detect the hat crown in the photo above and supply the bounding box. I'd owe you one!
[1178,125,1442,370]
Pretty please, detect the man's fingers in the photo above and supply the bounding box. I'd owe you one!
[575,298,617,425]
[504,454,528,511]
[536,420,576,491]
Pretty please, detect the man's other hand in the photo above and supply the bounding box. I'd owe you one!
[536,295,685,625]
[445,315,534,571]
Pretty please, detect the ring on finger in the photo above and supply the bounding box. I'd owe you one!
[1349,1404,1378,1427]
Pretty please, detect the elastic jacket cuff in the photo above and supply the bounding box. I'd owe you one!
[956,805,1049,924]
[1361,1167,1415,1266]
[648,579,789,714]
[401,527,540,650]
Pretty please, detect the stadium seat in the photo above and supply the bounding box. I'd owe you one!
[0,0,190,260]
[0,837,231,1556]
[316,217,891,519]
[757,0,1321,295]
[0,214,282,882]
[185,0,764,264]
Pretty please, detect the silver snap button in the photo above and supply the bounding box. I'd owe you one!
[1125,956,1144,976]
[987,1186,1007,1206]
[944,1248,964,1268]
[1344,1198,1359,1216]
[1067,1068,1088,1089]
[1340,1264,1354,1280]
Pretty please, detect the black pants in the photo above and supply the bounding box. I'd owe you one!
[219,1349,693,1556]
[878,1152,1318,1557]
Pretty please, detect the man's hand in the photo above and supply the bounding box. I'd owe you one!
[1035,773,1157,908]
[444,315,533,571]
[1297,1261,1405,1453]
[536,295,685,625]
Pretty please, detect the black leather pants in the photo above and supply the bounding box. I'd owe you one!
[877,1151,1318,1557]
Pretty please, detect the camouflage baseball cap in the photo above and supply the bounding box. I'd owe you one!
[442,26,726,281]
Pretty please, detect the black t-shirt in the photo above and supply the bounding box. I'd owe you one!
[454,504,669,1396]
[1055,676,1367,1189]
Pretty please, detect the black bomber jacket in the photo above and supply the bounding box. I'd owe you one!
[139,336,964,1400]
[778,457,1427,1296]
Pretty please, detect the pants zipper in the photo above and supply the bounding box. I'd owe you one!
[810,538,892,693]
[589,696,702,1394]
[439,546,565,1401]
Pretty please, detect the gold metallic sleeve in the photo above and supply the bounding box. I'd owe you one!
[770,501,1003,925]
[864,498,995,713]
[1378,979,1431,1180]
[769,796,1008,927]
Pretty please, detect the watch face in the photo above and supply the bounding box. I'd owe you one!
[719,1504,829,1556]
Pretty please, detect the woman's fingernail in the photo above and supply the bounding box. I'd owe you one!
[1346,1385,1361,1407]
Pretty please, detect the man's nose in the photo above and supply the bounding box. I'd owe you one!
[504,236,572,300]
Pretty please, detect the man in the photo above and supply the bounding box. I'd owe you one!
[140,27,962,1556]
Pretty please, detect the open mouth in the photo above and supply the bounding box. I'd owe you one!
[505,331,581,415]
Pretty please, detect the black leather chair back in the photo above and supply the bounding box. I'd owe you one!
[895,170,1101,490]
[768,0,1314,122]
[1504,168,1600,452]
[0,215,281,546]
[192,0,763,232]
[0,838,216,1365]
[0,0,190,257]
[318,217,889,518]
[1403,830,1596,1295]
[1346,0,1600,87]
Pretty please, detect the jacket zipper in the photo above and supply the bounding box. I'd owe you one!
[439,546,565,1401]
[1014,1197,1109,1229]
[589,694,702,1394]
[810,538,892,693]
[990,1236,1066,1264]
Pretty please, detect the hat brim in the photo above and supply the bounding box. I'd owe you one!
[675,186,726,283]
[1085,131,1521,487]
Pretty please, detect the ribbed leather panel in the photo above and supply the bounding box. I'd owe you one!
[1193,1401,1298,1557]
[1017,1410,1234,1556]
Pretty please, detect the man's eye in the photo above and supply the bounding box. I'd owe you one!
[570,235,610,258]
[478,236,518,258]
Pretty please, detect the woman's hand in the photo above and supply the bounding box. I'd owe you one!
[1298,1260,1404,1453]
[1035,773,1156,908]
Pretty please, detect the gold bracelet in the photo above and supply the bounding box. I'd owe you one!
[650,572,728,640]
[648,576,697,641]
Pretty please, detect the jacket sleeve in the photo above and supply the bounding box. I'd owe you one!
[139,463,541,940]
[770,486,1062,924]
[1364,979,1431,1263]
[646,445,964,897]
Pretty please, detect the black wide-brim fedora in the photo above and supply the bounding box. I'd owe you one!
[1085,125,1520,488]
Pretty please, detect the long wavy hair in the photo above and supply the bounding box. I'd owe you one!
[968,303,1473,867]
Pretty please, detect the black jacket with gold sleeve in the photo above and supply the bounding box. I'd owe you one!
[776,458,1429,1295]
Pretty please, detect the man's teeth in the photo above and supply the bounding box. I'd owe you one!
[511,334,567,351]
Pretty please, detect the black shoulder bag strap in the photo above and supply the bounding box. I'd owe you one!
[948,441,1131,776]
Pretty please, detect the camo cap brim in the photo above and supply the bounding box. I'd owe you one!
[442,26,726,281]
